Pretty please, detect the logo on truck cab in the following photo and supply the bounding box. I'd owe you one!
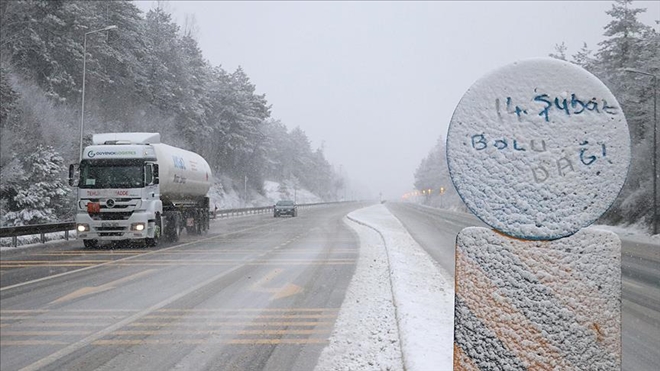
[88,150,137,158]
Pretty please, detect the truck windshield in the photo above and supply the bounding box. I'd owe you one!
[79,159,144,189]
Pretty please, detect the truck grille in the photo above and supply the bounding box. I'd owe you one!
[97,226,126,231]
[99,232,124,237]
[89,212,134,220]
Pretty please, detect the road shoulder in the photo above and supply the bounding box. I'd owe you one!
[315,204,454,371]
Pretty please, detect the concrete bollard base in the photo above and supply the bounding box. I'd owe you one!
[454,227,621,370]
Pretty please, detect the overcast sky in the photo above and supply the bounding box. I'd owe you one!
[136,1,659,200]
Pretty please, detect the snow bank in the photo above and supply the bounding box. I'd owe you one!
[314,214,403,371]
[316,204,454,371]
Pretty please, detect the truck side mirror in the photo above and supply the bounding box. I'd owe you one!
[153,164,159,185]
[145,164,153,185]
[68,164,76,186]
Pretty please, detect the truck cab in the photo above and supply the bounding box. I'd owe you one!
[71,133,211,248]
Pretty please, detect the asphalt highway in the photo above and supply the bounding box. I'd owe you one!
[1,203,365,371]
[387,202,660,371]
[2,202,657,370]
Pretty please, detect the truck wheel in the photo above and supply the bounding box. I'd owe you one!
[170,223,180,242]
[83,239,98,249]
[146,215,161,247]
[165,213,180,242]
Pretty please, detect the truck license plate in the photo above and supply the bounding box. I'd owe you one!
[101,222,119,228]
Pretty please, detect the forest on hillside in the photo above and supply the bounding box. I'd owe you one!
[413,0,659,233]
[0,1,343,226]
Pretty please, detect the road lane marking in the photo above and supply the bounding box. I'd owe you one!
[110,329,331,336]
[0,323,113,328]
[1,260,113,264]
[229,338,328,345]
[25,250,358,256]
[1,330,93,336]
[1,340,68,346]
[17,230,328,371]
[2,315,125,320]
[0,329,330,337]
[249,269,303,300]
[1,262,104,267]
[1,220,286,292]
[49,269,157,305]
[91,338,329,346]
[0,321,334,329]
[129,321,334,327]
[142,314,336,319]
[1,308,339,313]
[2,314,337,321]
[156,308,339,312]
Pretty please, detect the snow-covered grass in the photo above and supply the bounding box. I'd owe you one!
[207,178,323,210]
[0,230,77,251]
[315,204,454,371]
[591,223,660,244]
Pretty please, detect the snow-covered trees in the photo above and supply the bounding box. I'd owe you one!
[591,0,658,229]
[0,1,341,225]
[542,0,657,230]
[597,0,653,72]
[412,136,464,210]
[0,146,70,226]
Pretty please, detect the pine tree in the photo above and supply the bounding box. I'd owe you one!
[1,146,69,226]
[0,65,20,129]
[571,42,595,69]
[597,0,652,72]
[548,42,568,61]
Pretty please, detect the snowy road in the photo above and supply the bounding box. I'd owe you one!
[1,202,657,370]
[0,203,364,371]
[387,202,660,371]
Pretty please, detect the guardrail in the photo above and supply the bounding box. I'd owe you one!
[0,202,343,248]
[0,222,76,247]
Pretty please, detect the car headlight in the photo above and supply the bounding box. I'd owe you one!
[130,223,145,231]
[77,224,90,232]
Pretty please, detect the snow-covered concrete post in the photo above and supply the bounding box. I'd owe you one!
[446,59,630,370]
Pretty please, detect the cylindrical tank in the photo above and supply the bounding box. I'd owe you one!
[152,143,212,205]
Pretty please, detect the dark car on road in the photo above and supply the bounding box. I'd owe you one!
[274,200,297,217]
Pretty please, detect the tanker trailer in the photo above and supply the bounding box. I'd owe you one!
[71,133,212,248]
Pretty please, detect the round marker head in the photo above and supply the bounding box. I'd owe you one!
[446,58,630,240]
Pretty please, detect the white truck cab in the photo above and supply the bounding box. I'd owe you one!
[71,133,211,248]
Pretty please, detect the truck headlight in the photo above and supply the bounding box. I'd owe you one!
[77,224,90,232]
[130,223,145,231]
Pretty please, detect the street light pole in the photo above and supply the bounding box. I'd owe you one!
[624,68,658,235]
[79,25,117,162]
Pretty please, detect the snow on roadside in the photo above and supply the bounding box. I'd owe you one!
[592,224,660,244]
[314,216,403,371]
[316,204,454,371]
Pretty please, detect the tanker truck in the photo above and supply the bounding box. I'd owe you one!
[70,133,212,248]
